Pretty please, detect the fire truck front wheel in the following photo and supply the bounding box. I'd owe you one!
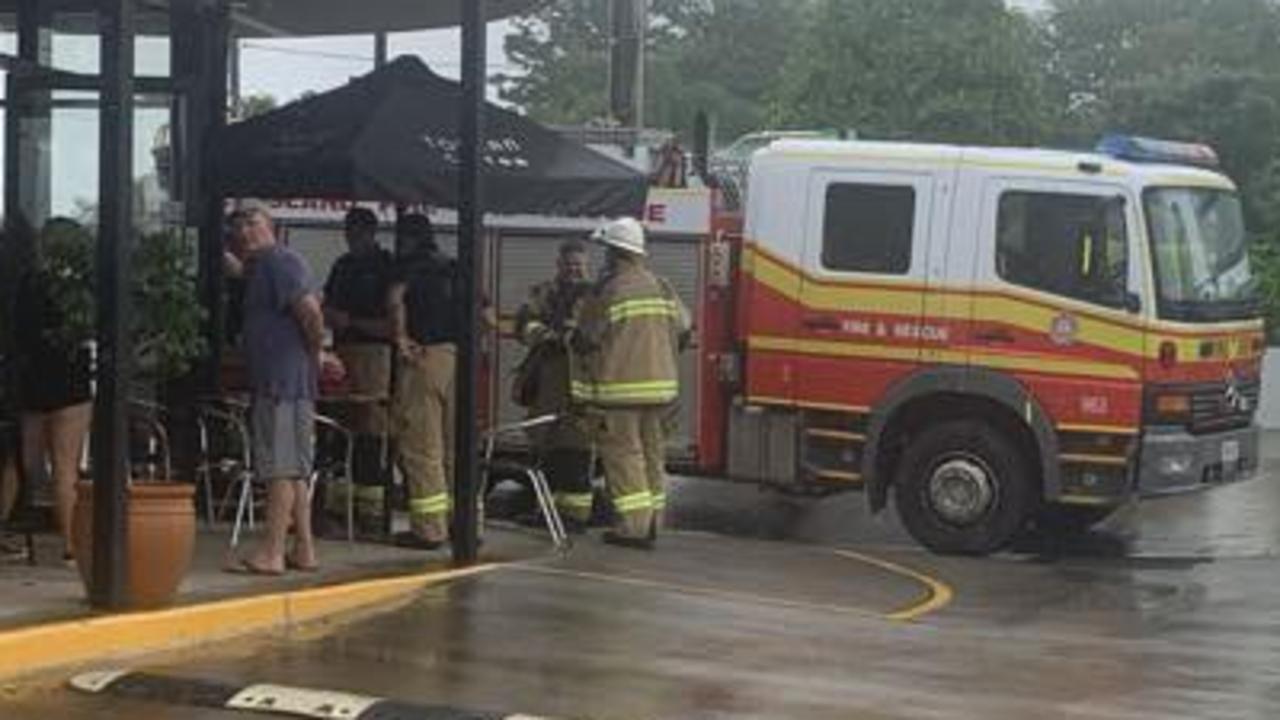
[893,420,1034,556]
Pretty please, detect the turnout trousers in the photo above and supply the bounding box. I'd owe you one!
[394,343,455,542]
[596,407,667,539]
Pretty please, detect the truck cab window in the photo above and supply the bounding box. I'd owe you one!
[822,183,915,275]
[996,191,1129,309]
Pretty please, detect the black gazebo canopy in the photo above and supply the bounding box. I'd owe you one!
[212,56,647,218]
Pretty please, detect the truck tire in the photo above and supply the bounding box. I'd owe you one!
[893,420,1034,555]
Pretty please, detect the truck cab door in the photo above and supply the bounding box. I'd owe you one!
[978,178,1147,499]
[794,170,935,410]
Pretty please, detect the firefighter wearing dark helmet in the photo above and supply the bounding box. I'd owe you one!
[573,217,689,550]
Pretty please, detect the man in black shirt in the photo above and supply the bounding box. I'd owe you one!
[387,214,459,549]
[323,207,395,536]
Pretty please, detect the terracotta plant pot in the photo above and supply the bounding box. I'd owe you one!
[72,481,196,610]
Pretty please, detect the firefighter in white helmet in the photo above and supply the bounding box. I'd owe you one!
[573,217,689,549]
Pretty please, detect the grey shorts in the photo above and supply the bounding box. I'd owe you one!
[251,399,315,481]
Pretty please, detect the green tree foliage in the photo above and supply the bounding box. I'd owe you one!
[649,0,811,142]
[496,0,613,123]
[497,0,809,140]
[772,0,1055,145]
[1045,0,1280,233]
[232,93,278,121]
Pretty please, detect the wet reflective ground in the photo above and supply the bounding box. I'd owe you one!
[7,466,1280,719]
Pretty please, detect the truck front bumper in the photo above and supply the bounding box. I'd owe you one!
[1138,424,1260,496]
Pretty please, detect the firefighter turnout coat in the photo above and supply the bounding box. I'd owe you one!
[572,258,689,408]
[515,278,594,449]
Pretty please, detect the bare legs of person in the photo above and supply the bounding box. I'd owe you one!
[0,452,23,560]
[0,454,17,523]
[241,478,316,574]
[21,403,91,561]
[289,479,317,570]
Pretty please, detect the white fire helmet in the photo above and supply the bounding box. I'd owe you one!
[591,217,647,257]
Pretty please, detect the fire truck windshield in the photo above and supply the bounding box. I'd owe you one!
[1144,187,1258,322]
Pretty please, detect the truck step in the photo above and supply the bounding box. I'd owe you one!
[803,465,864,485]
[804,428,867,443]
[1058,453,1129,468]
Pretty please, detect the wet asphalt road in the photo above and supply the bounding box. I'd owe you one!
[7,469,1280,719]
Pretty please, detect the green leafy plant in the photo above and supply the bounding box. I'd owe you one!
[1250,238,1280,345]
[37,225,207,380]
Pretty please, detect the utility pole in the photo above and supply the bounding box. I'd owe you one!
[608,0,647,131]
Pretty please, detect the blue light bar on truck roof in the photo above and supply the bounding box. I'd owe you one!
[1096,135,1221,169]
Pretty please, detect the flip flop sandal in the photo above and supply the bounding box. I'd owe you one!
[286,557,320,573]
[227,559,285,577]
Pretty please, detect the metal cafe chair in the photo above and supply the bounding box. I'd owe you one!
[194,399,253,528]
[127,398,172,482]
[227,410,355,549]
[312,413,356,542]
[482,414,569,552]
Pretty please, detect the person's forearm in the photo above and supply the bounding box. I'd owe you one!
[301,309,325,355]
[294,295,326,356]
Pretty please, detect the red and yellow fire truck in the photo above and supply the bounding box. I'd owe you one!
[274,134,1265,556]
[677,134,1264,554]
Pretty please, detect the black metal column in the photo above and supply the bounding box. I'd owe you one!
[197,2,231,393]
[92,0,137,610]
[452,0,486,566]
[165,0,203,488]
[4,0,51,233]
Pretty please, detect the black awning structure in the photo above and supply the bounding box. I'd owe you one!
[211,56,647,218]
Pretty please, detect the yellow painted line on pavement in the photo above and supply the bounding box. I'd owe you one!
[513,546,955,624]
[511,564,883,619]
[832,549,955,622]
[0,564,498,682]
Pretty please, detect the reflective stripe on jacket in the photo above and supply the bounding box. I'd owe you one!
[572,259,688,407]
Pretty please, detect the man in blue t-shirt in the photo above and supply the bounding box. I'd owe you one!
[232,207,326,575]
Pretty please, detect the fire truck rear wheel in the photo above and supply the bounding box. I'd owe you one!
[893,420,1034,556]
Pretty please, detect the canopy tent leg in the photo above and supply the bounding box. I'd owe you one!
[91,0,137,611]
[452,0,485,566]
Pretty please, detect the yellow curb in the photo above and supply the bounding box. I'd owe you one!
[0,564,497,682]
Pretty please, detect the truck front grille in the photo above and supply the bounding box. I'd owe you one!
[1188,380,1260,433]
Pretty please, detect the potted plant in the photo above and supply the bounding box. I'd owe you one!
[40,223,208,609]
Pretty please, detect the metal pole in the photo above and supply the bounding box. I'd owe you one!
[6,0,51,231]
[452,0,485,566]
[634,0,647,134]
[374,31,388,67]
[228,30,241,117]
[92,0,136,611]
[198,2,231,393]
